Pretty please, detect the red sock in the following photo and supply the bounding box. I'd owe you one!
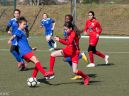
[32,67,39,78]
[35,62,46,75]
[49,56,55,72]
[88,51,94,63]
[76,70,88,79]
[95,51,105,58]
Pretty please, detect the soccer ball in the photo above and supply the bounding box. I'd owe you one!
[27,77,38,87]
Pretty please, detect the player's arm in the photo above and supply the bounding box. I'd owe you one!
[25,27,29,38]
[96,21,102,35]
[8,35,16,44]
[6,20,12,35]
[52,19,55,30]
[54,32,75,45]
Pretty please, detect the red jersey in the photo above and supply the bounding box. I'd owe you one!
[59,30,80,54]
[84,19,102,36]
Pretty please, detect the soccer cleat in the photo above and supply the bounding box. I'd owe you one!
[34,78,40,85]
[32,47,37,51]
[70,75,82,80]
[44,71,55,80]
[53,42,57,48]
[83,76,90,86]
[81,52,89,64]
[86,63,95,67]
[105,55,109,64]
[49,48,54,51]
[20,64,27,71]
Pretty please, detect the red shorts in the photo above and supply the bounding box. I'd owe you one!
[63,48,80,64]
[23,52,34,62]
[89,35,99,46]
[62,48,73,57]
[71,50,80,64]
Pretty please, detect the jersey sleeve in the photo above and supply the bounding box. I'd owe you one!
[40,20,44,27]
[14,30,22,37]
[96,21,102,35]
[51,18,55,23]
[59,31,75,45]
[7,19,12,27]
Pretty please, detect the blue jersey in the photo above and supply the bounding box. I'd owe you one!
[7,18,18,45]
[14,28,32,57]
[40,18,55,35]
[7,18,29,45]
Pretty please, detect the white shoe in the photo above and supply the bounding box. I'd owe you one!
[105,55,109,64]
[53,42,57,48]
[34,78,40,84]
[86,63,95,67]
[49,48,54,51]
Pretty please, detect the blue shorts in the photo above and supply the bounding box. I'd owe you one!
[44,30,53,36]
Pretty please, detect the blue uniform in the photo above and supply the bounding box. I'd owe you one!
[7,18,18,45]
[14,28,32,57]
[40,18,55,36]
[7,18,29,45]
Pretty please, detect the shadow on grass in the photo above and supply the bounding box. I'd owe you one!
[96,63,114,67]
[38,78,53,85]
[21,67,47,71]
[88,74,97,78]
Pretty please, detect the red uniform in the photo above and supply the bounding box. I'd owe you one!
[59,30,80,64]
[84,19,102,46]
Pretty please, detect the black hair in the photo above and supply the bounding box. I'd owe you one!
[17,16,27,24]
[64,22,73,29]
[88,11,96,19]
[14,9,21,14]
[65,14,73,22]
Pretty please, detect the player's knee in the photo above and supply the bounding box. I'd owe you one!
[88,45,96,53]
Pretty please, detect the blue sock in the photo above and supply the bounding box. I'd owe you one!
[64,57,71,62]
[50,39,55,44]
[11,50,24,64]
[78,54,82,59]
[48,41,53,48]
[68,61,72,67]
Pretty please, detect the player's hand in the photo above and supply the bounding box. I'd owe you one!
[8,31,12,35]
[83,32,87,35]
[54,36,59,41]
[96,34,99,38]
[8,40,12,45]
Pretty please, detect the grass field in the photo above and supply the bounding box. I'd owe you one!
[0,35,129,96]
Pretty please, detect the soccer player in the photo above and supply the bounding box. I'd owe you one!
[40,13,57,51]
[84,11,109,67]
[6,9,28,70]
[8,17,48,82]
[64,14,89,80]
[46,22,90,86]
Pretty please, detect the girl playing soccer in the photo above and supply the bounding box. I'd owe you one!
[8,17,48,82]
[47,22,90,86]
[84,11,109,67]
[40,13,57,51]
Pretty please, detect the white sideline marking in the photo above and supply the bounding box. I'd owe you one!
[81,36,129,39]
[0,48,129,54]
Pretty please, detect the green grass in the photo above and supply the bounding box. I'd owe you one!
[0,35,129,96]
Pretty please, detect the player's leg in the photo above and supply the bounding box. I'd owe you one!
[23,52,47,77]
[48,50,64,74]
[50,31,57,48]
[87,45,96,67]
[95,50,109,64]
[10,45,26,70]
[72,62,90,85]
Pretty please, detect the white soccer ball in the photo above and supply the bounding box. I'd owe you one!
[27,77,38,87]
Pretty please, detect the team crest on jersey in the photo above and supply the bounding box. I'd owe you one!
[91,23,95,26]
